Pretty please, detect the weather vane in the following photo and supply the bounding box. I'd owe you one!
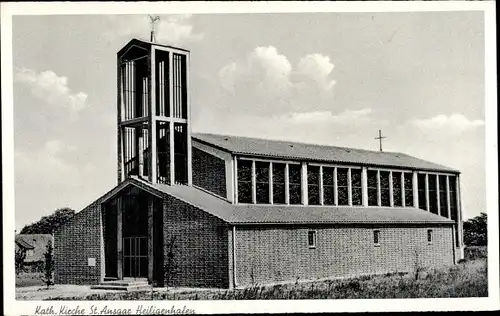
[149,15,160,42]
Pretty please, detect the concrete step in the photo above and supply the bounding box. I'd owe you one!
[91,279,150,291]
[103,277,118,281]
[91,284,151,291]
[99,281,149,286]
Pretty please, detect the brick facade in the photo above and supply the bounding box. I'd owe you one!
[233,224,454,287]
[54,201,104,285]
[53,182,456,289]
[163,196,230,288]
[192,147,227,198]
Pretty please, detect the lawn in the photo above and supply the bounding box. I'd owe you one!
[37,247,487,301]
[16,246,488,300]
[16,272,45,288]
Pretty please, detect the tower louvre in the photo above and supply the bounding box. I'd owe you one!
[117,39,191,186]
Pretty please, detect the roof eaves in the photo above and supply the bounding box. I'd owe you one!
[231,220,455,225]
[191,136,234,155]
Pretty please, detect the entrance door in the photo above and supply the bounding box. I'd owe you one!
[123,236,148,278]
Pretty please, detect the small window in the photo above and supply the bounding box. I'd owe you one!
[308,230,317,248]
[427,229,433,243]
[373,230,380,246]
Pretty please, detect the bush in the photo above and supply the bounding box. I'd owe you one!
[15,249,26,276]
[41,240,54,289]
[463,213,487,246]
[464,246,487,261]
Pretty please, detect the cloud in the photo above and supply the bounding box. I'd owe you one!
[289,108,372,124]
[217,46,337,115]
[218,62,238,92]
[219,46,292,95]
[410,113,484,132]
[104,15,203,45]
[294,54,336,91]
[15,140,77,176]
[219,46,334,95]
[14,68,87,112]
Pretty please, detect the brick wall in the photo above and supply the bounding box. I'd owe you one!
[234,224,454,287]
[163,196,230,288]
[54,201,104,285]
[192,147,227,198]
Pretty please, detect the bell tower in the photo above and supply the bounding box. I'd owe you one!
[116,39,192,186]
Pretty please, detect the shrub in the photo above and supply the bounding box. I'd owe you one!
[41,240,54,289]
[464,246,487,261]
[463,213,487,246]
[15,248,26,276]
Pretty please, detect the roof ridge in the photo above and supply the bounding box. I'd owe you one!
[192,132,459,172]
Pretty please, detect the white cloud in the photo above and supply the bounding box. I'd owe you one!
[249,46,293,92]
[218,62,237,92]
[411,113,484,132]
[217,46,337,115]
[15,140,77,175]
[289,108,372,124]
[15,68,87,112]
[219,46,292,95]
[105,15,203,45]
[219,46,335,95]
[295,54,336,91]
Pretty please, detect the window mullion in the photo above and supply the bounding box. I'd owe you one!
[425,174,430,211]
[347,168,352,206]
[319,165,324,205]
[436,175,441,216]
[389,171,394,207]
[377,170,381,207]
[333,167,338,206]
[251,160,256,204]
[269,162,273,205]
[285,163,290,205]
[446,175,451,219]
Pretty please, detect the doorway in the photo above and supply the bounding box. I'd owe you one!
[103,185,164,283]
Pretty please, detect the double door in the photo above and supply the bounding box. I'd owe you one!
[123,236,148,278]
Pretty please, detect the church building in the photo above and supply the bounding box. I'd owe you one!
[54,39,464,289]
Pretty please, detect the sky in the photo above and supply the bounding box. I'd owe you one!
[11,11,486,231]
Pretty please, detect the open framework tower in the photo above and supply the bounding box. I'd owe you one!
[117,39,192,186]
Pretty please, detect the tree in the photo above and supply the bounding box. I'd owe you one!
[41,240,54,289]
[15,248,26,276]
[463,212,487,246]
[20,207,75,235]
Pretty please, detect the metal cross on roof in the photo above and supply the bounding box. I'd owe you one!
[149,15,160,42]
[375,129,386,152]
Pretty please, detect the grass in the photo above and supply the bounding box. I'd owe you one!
[16,272,45,288]
[44,247,488,300]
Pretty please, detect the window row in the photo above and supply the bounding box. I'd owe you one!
[417,173,458,219]
[374,229,434,246]
[236,158,459,217]
[307,229,434,248]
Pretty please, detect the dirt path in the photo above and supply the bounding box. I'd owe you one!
[16,285,122,300]
[16,284,223,300]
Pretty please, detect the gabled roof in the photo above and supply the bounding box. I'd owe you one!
[15,236,34,249]
[125,177,454,225]
[15,234,53,262]
[192,133,459,173]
